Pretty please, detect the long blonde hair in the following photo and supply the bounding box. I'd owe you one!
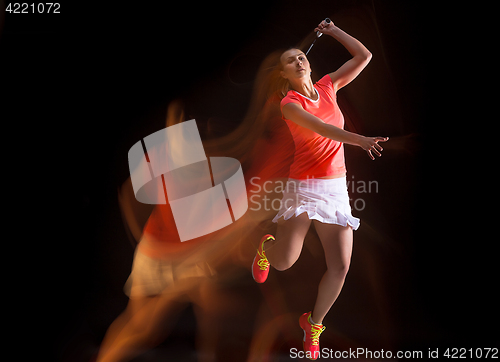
[261,48,292,100]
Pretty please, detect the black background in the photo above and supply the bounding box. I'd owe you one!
[1,0,496,360]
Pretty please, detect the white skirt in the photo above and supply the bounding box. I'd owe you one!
[272,177,360,230]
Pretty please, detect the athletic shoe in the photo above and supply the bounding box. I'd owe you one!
[299,311,326,360]
[251,234,274,283]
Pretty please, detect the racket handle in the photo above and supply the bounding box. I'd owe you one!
[315,18,332,37]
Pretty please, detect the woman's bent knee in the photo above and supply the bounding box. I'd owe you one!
[326,263,350,279]
[271,256,299,271]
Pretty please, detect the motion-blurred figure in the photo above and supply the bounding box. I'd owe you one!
[97,101,244,362]
[96,84,293,361]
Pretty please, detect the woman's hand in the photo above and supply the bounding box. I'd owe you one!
[357,136,389,160]
[314,19,336,36]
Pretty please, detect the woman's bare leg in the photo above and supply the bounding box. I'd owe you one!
[265,213,312,271]
[310,221,353,324]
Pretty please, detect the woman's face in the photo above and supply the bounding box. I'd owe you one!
[280,48,311,80]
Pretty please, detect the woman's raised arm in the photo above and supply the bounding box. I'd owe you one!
[315,20,372,92]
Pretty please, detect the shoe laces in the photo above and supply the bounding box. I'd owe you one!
[256,236,273,271]
[309,324,326,346]
[257,250,270,271]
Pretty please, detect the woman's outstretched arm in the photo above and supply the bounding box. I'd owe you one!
[315,20,372,92]
[282,102,388,160]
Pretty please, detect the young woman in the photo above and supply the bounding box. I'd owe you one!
[251,19,389,360]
